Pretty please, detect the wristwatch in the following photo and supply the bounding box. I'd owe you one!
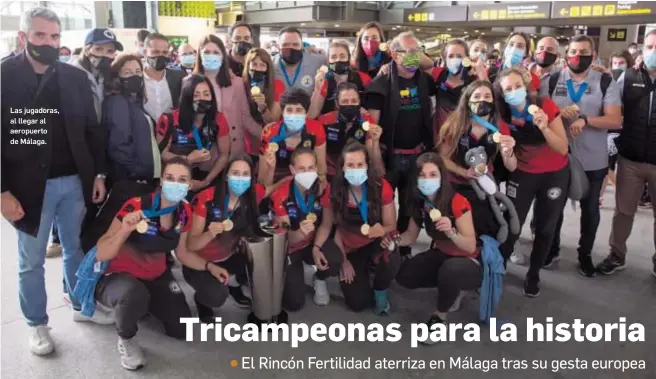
[95,173,107,181]
[578,114,588,125]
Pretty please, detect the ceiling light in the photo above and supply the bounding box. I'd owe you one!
[481,32,485,35]
[396,25,402,28]
[416,28,421,31]
[334,24,340,27]
[475,30,479,33]
[464,31,468,34]
[301,23,306,26]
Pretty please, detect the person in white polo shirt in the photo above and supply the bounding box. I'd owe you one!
[273,26,327,96]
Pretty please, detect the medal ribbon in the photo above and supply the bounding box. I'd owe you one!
[142,193,178,218]
[293,184,315,215]
[191,124,211,150]
[223,195,240,221]
[566,79,588,104]
[349,183,368,224]
[279,59,302,87]
[472,114,499,133]
[510,102,534,123]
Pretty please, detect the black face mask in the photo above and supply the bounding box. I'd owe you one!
[90,55,112,72]
[536,51,558,68]
[250,70,267,83]
[120,75,143,95]
[281,48,303,65]
[193,100,213,114]
[469,100,494,117]
[234,42,252,56]
[329,61,350,75]
[567,55,593,74]
[27,42,59,65]
[147,55,169,71]
[338,105,360,122]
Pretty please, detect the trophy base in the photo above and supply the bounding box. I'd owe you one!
[247,310,288,328]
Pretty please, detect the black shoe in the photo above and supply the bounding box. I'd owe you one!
[523,277,540,298]
[195,299,215,324]
[229,286,251,308]
[543,255,560,269]
[421,315,444,346]
[596,256,626,275]
[578,255,596,277]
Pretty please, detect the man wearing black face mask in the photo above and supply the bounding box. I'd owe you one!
[273,26,327,96]
[227,22,253,78]
[142,33,185,121]
[308,40,372,118]
[535,36,561,84]
[1,7,109,355]
[538,34,622,277]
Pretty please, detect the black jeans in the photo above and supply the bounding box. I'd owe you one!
[339,240,401,312]
[500,166,570,281]
[396,249,482,313]
[386,153,419,255]
[95,269,191,340]
[183,252,248,309]
[548,168,607,259]
[282,240,343,312]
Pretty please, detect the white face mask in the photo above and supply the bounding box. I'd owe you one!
[294,171,318,190]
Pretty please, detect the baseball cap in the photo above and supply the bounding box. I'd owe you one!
[84,28,124,51]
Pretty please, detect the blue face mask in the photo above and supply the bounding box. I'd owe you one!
[228,176,251,196]
[504,87,528,107]
[644,50,656,70]
[202,54,222,71]
[477,52,487,62]
[59,56,70,63]
[446,58,462,75]
[180,54,195,67]
[418,178,441,196]
[504,46,524,67]
[283,114,306,133]
[161,181,189,203]
[344,168,368,186]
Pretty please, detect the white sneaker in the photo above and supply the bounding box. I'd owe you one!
[448,291,464,313]
[510,251,527,266]
[313,278,330,306]
[29,325,55,356]
[73,308,116,325]
[118,337,146,370]
[46,243,62,258]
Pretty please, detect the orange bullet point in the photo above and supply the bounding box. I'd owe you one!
[230,360,239,367]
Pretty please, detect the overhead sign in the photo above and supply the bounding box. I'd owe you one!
[468,3,551,21]
[552,1,656,18]
[607,28,628,41]
[403,6,468,23]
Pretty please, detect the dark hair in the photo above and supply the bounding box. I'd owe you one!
[280,88,311,112]
[353,22,386,72]
[59,46,71,55]
[406,152,455,219]
[178,75,219,136]
[229,22,252,38]
[278,26,302,40]
[442,39,468,59]
[73,47,82,55]
[137,29,150,43]
[193,34,232,88]
[144,32,169,49]
[243,48,275,110]
[505,32,531,58]
[628,42,639,48]
[290,147,322,199]
[568,34,596,53]
[331,141,383,226]
[215,155,262,233]
[163,156,193,176]
[609,50,634,68]
[106,53,144,97]
[335,82,360,104]
[493,68,543,124]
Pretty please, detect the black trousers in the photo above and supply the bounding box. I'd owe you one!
[95,269,191,340]
[339,240,401,312]
[386,153,419,255]
[500,166,569,280]
[548,168,607,259]
[396,249,482,313]
[282,240,343,312]
[183,252,248,309]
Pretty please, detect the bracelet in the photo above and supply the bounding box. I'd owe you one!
[313,244,323,252]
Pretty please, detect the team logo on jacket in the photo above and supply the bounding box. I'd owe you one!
[355,129,364,139]
[169,281,182,294]
[301,75,313,87]
[547,187,562,200]
[303,140,312,148]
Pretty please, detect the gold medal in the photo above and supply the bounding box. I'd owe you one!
[360,224,370,236]
[361,121,370,132]
[528,104,539,115]
[306,213,317,223]
[462,57,471,67]
[136,220,149,234]
[250,86,261,96]
[475,163,487,174]
[570,104,580,112]
[223,219,234,232]
[268,142,279,152]
[379,42,388,52]
[492,131,501,143]
[429,209,441,221]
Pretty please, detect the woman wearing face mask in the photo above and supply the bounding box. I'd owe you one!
[258,88,327,186]
[352,22,392,78]
[270,148,340,310]
[193,34,260,159]
[489,32,540,92]
[494,68,568,298]
[331,142,399,315]
[609,51,633,80]
[438,80,517,237]
[318,83,383,182]
[157,74,231,194]
[187,155,269,321]
[390,152,479,333]
[93,158,227,370]
[59,46,71,63]
[242,48,285,158]
[308,40,372,119]
[468,39,489,68]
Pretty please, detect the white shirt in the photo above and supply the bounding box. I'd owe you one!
[143,69,173,121]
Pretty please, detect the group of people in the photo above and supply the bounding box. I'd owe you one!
[2,6,656,372]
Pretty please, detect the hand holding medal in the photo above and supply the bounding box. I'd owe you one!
[208,221,225,237]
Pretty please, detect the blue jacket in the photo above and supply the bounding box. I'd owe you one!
[72,247,108,317]
[478,235,504,324]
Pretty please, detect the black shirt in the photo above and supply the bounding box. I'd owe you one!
[229,57,244,78]
[35,73,77,178]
